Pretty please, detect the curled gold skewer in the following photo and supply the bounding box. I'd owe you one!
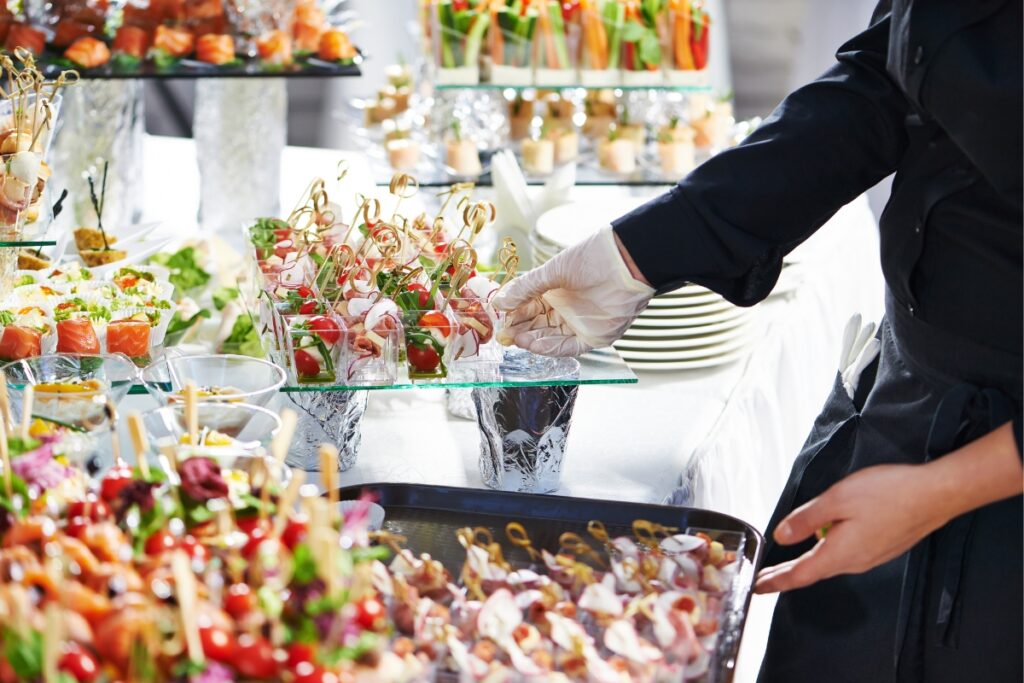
[505,522,542,562]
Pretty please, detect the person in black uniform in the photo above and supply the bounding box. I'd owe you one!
[492,1,1023,680]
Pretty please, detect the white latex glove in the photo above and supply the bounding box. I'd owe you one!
[493,226,655,356]
[838,313,880,399]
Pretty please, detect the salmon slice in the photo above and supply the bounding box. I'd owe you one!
[112,25,151,58]
[257,29,293,65]
[5,23,46,55]
[0,325,42,361]
[195,33,234,64]
[106,318,150,358]
[52,20,93,48]
[56,318,101,354]
[153,24,195,57]
[318,28,356,62]
[64,36,111,68]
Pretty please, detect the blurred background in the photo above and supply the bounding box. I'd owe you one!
[145,0,878,145]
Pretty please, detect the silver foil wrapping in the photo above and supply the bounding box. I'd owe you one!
[473,384,579,493]
[282,390,368,472]
[50,80,145,229]
[445,388,477,420]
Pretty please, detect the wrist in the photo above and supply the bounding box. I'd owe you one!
[612,231,652,287]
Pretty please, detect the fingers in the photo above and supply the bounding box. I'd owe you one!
[754,538,841,593]
[514,328,590,357]
[773,491,842,546]
[493,265,558,311]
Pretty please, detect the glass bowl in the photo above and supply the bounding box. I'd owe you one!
[141,402,282,452]
[140,354,285,408]
[0,353,138,431]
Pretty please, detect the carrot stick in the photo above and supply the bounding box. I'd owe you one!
[537,3,558,67]
[491,9,503,64]
[675,0,693,69]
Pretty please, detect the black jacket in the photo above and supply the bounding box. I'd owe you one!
[613,0,1022,446]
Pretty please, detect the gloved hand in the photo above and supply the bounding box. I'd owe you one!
[493,226,655,356]
[838,313,880,400]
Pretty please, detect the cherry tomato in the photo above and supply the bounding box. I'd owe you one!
[294,349,322,378]
[144,529,177,556]
[274,228,292,240]
[406,284,430,309]
[242,524,269,558]
[233,634,279,679]
[297,285,314,299]
[280,516,308,550]
[65,516,89,539]
[407,342,440,373]
[309,316,341,346]
[178,535,208,562]
[99,464,134,503]
[293,663,342,683]
[236,515,262,534]
[433,243,448,254]
[67,498,110,521]
[274,240,295,259]
[224,582,254,619]
[418,311,451,337]
[353,597,387,631]
[200,625,236,663]
[58,645,99,683]
[299,300,319,314]
[562,0,580,22]
[286,642,317,670]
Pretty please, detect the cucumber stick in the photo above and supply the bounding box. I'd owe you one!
[464,12,490,67]
[547,2,570,69]
[438,1,457,68]
[603,0,624,69]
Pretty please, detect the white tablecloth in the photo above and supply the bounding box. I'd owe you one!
[131,135,885,681]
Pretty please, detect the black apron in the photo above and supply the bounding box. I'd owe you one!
[757,291,1023,683]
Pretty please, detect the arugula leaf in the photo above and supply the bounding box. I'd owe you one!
[292,543,318,584]
[212,286,240,311]
[637,30,662,68]
[149,247,211,294]
[2,627,42,679]
[621,21,646,42]
[321,632,380,665]
[219,314,264,358]
[0,473,30,518]
[0,310,15,325]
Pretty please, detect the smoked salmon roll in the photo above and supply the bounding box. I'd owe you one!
[0,19,12,45]
[318,28,356,62]
[185,0,224,21]
[0,325,42,361]
[64,37,111,69]
[195,33,234,65]
[106,318,150,359]
[121,5,158,30]
[5,24,46,55]
[51,20,93,48]
[112,25,152,59]
[256,29,293,66]
[292,2,325,52]
[153,24,195,57]
[56,318,101,354]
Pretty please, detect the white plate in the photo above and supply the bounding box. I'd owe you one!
[625,313,751,338]
[631,306,749,328]
[647,290,724,307]
[615,333,754,360]
[79,236,175,278]
[618,323,753,349]
[635,298,737,318]
[535,196,656,248]
[626,346,753,371]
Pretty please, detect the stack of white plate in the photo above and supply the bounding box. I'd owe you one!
[534,198,757,371]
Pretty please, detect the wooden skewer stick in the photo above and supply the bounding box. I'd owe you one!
[42,602,61,683]
[184,382,199,446]
[318,444,339,528]
[172,549,206,667]
[126,412,151,479]
[0,417,11,499]
[270,409,297,463]
[0,380,12,434]
[270,469,307,540]
[19,385,32,441]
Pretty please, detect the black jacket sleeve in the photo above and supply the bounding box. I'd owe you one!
[613,3,909,304]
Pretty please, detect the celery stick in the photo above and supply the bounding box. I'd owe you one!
[439,0,457,68]
[547,2,570,69]
[604,0,624,69]
[464,12,490,67]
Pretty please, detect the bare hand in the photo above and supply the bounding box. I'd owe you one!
[754,464,950,593]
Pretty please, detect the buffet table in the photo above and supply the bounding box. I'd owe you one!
[128,134,884,681]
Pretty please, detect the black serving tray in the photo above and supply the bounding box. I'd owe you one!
[335,482,764,683]
[31,51,362,79]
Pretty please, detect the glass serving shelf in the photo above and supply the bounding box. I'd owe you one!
[435,83,712,93]
[30,53,362,80]
[0,222,57,248]
[125,347,637,394]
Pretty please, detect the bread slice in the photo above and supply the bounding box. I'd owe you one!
[80,248,127,267]
[17,249,50,270]
[74,227,118,252]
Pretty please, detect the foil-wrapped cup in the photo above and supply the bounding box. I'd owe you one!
[473,384,579,494]
[282,390,368,472]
